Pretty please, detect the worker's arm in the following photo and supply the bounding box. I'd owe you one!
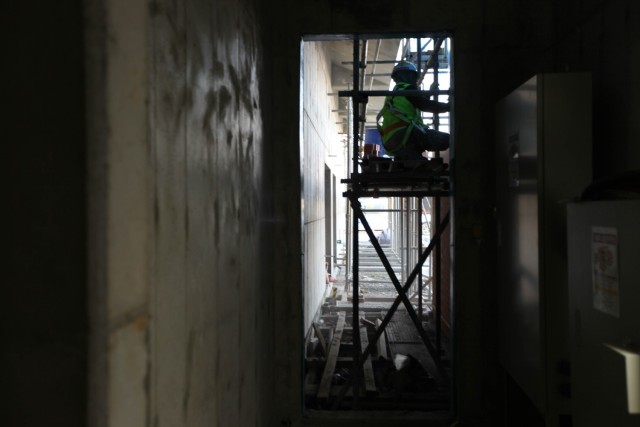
[410,96,449,113]
[403,84,449,113]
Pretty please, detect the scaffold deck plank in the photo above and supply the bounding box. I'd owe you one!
[359,326,377,394]
[317,312,346,400]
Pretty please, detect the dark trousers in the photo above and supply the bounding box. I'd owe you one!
[388,126,449,160]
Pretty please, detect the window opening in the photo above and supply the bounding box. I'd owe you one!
[301,34,454,419]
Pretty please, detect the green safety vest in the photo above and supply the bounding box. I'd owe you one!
[376,82,425,153]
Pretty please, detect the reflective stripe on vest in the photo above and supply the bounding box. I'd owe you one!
[380,120,408,136]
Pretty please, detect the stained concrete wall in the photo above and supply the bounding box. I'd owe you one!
[150,0,268,425]
[86,0,271,426]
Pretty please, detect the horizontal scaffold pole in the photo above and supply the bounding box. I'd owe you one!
[339,89,450,98]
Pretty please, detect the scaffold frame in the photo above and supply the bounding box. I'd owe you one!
[337,33,453,411]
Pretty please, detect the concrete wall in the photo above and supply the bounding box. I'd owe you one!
[553,0,640,177]
[151,0,268,426]
[86,0,270,426]
[302,42,344,331]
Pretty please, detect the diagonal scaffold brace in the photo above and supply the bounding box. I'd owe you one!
[331,191,450,409]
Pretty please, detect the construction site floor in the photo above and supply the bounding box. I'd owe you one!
[304,264,451,413]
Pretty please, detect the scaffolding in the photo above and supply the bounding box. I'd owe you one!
[334,34,452,411]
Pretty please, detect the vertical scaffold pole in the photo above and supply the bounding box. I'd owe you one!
[418,197,423,322]
[433,39,441,137]
[432,37,443,354]
[352,37,360,178]
[345,96,352,292]
[351,36,361,408]
[435,195,442,354]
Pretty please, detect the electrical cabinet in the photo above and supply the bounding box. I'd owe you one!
[495,73,592,425]
[567,200,640,427]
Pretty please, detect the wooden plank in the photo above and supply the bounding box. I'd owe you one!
[312,322,327,356]
[375,319,389,360]
[317,312,346,399]
[360,317,376,328]
[359,326,377,394]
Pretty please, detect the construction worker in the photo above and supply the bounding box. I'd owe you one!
[376,60,450,160]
